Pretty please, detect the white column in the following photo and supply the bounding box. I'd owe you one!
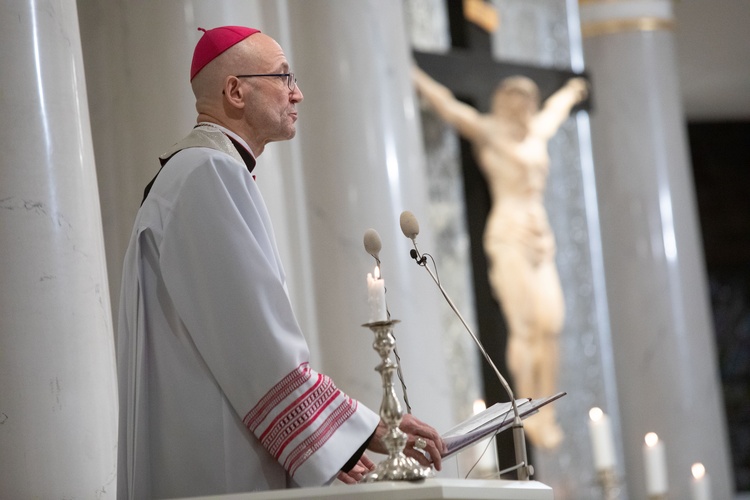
[0,1,118,497]
[283,0,457,436]
[580,1,733,498]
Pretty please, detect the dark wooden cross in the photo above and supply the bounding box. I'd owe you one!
[412,1,590,472]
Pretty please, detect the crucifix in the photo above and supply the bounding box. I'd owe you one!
[412,0,591,468]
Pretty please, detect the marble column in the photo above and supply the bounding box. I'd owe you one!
[580,1,733,498]
[282,0,458,439]
[0,1,118,497]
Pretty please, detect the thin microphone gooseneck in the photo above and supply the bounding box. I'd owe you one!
[398,211,532,481]
[363,228,413,414]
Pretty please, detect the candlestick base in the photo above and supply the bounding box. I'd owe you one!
[596,468,621,500]
[361,319,434,483]
[363,454,434,483]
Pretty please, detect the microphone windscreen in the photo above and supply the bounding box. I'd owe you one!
[399,211,420,240]
[363,228,382,259]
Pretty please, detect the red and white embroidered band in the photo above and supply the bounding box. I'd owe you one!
[243,363,358,475]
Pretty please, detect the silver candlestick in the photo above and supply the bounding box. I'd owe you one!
[596,468,622,500]
[361,319,433,482]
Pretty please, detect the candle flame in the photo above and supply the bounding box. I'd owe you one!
[373,265,381,279]
[691,462,706,480]
[589,407,604,422]
[644,432,659,447]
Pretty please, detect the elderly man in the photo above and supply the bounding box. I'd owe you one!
[117,26,444,499]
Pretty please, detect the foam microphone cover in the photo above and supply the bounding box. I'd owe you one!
[363,228,382,259]
[399,211,420,240]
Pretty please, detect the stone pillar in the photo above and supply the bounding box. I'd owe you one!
[283,0,457,437]
[0,1,118,497]
[580,1,733,498]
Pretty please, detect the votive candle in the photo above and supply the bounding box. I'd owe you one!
[588,407,616,471]
[643,432,668,495]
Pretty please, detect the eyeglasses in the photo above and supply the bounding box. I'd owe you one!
[234,73,297,91]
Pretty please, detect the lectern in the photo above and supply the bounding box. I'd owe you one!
[173,478,553,500]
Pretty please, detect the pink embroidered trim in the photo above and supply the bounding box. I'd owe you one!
[243,362,312,431]
[244,363,358,477]
[261,374,338,456]
[286,397,358,477]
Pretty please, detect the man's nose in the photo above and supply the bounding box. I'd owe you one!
[290,84,303,102]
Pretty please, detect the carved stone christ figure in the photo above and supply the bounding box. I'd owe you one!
[413,66,588,449]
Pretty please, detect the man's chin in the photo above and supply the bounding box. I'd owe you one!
[270,127,296,143]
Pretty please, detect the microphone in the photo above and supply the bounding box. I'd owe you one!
[399,211,420,240]
[398,210,533,481]
[399,212,427,265]
[363,228,382,265]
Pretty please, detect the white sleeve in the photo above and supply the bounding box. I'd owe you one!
[157,152,378,486]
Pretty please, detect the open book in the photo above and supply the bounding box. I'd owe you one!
[441,392,566,459]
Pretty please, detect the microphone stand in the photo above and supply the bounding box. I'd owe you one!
[408,242,533,481]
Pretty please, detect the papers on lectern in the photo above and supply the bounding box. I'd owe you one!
[441,392,566,459]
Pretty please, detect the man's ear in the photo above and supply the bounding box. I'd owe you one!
[223,76,246,109]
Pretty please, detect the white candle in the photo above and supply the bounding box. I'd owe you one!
[643,432,668,495]
[691,462,711,500]
[366,265,387,323]
[588,407,616,471]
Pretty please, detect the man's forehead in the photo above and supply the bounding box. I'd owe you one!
[248,35,288,69]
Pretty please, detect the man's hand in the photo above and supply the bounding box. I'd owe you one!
[367,414,447,471]
[336,453,376,484]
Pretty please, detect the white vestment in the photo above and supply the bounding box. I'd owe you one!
[116,125,379,499]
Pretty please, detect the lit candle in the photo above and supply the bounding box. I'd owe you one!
[691,462,711,500]
[366,265,387,323]
[643,432,668,496]
[588,407,616,471]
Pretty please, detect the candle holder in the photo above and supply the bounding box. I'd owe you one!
[596,468,621,500]
[647,495,668,500]
[361,319,433,482]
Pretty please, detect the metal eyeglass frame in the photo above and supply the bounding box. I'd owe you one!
[234,73,296,91]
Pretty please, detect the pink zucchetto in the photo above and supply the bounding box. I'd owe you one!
[190,26,261,81]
